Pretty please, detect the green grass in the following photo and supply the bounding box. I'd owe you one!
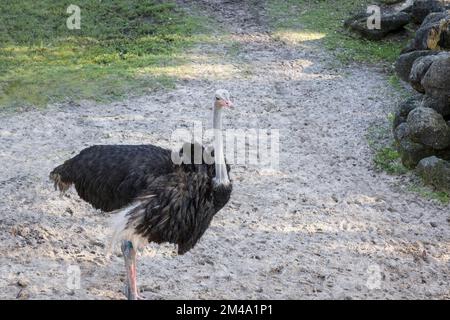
[267,0,411,64]
[388,74,402,91]
[366,117,408,175]
[374,146,408,175]
[388,73,412,98]
[408,185,450,204]
[0,1,205,109]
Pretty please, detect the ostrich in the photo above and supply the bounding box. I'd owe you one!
[50,89,233,300]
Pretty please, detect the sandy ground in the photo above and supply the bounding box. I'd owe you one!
[0,1,449,300]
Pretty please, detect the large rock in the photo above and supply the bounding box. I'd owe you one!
[407,107,450,149]
[409,54,440,92]
[344,11,411,40]
[398,136,435,168]
[422,53,450,115]
[395,50,439,82]
[421,10,450,25]
[422,94,450,116]
[411,0,446,24]
[404,12,450,51]
[416,156,450,191]
[394,122,411,141]
[422,53,450,90]
[393,95,423,129]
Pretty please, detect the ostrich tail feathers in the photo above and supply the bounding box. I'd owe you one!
[49,166,72,194]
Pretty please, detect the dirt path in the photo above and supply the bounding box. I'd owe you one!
[0,1,448,299]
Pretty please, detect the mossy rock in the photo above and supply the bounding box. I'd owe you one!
[398,136,436,168]
[395,50,439,82]
[405,12,450,51]
[344,11,411,40]
[411,0,446,24]
[393,95,423,129]
[407,107,450,150]
[409,54,441,93]
[416,156,450,191]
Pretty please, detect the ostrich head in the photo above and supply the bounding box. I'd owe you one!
[214,89,233,109]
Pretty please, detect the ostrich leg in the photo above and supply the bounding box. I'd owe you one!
[121,241,142,300]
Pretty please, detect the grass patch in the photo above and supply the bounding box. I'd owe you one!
[388,73,411,98]
[366,116,408,175]
[0,1,206,109]
[388,74,402,91]
[267,0,411,64]
[408,185,450,204]
[373,146,407,175]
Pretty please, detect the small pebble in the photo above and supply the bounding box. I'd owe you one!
[17,279,29,288]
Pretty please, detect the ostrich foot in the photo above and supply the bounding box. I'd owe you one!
[123,283,145,300]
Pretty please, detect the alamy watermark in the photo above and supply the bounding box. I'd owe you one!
[67,4,81,30]
[366,264,382,290]
[66,265,81,290]
[170,121,280,170]
[367,5,381,30]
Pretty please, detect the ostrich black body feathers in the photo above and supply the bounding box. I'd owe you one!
[50,143,232,254]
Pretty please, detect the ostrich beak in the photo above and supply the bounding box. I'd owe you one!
[225,100,234,108]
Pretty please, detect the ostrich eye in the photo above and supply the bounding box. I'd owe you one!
[216,97,220,100]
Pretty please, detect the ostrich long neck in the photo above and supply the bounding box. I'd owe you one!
[213,106,229,185]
